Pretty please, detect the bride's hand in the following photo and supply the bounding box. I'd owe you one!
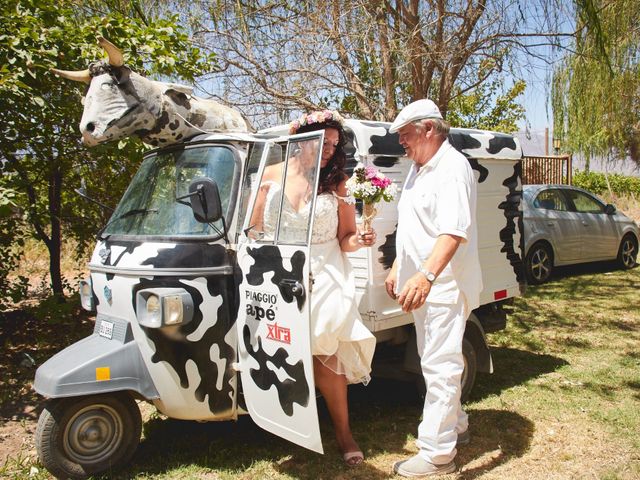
[357,227,377,247]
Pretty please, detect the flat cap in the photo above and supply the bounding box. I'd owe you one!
[389,99,443,133]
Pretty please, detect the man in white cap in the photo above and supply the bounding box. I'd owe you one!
[385,99,482,476]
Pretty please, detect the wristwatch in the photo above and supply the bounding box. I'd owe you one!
[419,266,437,283]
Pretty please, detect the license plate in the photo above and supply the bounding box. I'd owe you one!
[98,320,114,339]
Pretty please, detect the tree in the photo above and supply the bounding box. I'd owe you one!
[0,0,214,299]
[448,79,526,133]
[551,0,640,169]
[186,0,568,126]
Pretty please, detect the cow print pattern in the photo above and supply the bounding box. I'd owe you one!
[498,163,525,283]
[241,244,311,416]
[102,240,240,416]
[244,245,306,311]
[242,325,310,416]
[374,129,522,284]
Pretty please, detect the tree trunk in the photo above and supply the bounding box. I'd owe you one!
[48,166,65,299]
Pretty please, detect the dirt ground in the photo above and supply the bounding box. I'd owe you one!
[0,305,95,470]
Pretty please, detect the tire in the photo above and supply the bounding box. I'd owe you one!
[415,337,477,403]
[35,392,141,480]
[460,337,477,403]
[526,242,553,284]
[617,234,638,269]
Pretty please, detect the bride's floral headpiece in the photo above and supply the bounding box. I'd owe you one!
[289,110,345,134]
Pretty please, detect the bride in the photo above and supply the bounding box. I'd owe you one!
[250,111,377,466]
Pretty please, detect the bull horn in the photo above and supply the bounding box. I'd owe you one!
[98,36,124,67]
[50,68,91,83]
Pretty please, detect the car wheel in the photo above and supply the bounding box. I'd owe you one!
[35,392,141,480]
[413,337,477,404]
[460,337,477,403]
[617,234,638,269]
[526,242,553,284]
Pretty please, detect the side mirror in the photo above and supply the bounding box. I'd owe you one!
[604,204,616,215]
[187,177,223,223]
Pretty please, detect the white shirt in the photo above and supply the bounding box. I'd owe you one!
[395,140,482,309]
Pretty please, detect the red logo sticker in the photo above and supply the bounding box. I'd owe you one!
[266,323,291,344]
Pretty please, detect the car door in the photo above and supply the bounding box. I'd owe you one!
[236,132,325,454]
[562,188,619,259]
[531,188,583,262]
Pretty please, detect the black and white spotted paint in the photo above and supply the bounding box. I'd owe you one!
[94,240,240,418]
[240,244,311,416]
[367,126,523,283]
[61,57,249,147]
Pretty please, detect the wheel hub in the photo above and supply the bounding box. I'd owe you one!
[63,404,122,464]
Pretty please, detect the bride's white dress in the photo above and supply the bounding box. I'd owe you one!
[262,182,376,384]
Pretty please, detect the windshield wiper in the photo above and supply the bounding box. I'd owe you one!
[97,208,159,239]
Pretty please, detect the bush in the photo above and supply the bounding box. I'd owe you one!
[573,170,640,196]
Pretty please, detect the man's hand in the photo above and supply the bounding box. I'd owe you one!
[384,271,397,299]
[384,261,398,299]
[397,272,432,312]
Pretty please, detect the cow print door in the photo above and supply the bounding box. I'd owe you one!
[236,131,325,453]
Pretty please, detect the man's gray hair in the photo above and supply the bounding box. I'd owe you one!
[413,118,450,137]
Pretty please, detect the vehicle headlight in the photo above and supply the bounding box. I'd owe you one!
[136,288,194,328]
[79,278,95,312]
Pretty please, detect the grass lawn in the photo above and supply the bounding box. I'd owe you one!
[1,262,638,479]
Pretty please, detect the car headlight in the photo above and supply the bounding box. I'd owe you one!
[136,288,194,328]
[79,278,95,312]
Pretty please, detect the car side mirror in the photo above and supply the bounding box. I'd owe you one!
[181,177,223,223]
[604,204,616,215]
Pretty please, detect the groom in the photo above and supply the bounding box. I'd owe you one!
[384,99,482,476]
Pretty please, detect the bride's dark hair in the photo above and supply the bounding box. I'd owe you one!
[296,119,347,194]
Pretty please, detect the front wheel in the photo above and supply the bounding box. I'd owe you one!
[35,392,142,480]
[617,234,638,269]
[526,242,553,284]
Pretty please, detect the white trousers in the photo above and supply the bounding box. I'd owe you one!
[413,296,469,465]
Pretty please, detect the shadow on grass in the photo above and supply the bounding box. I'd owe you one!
[528,263,638,308]
[110,377,536,479]
[468,346,568,402]
[457,409,534,479]
[550,261,634,283]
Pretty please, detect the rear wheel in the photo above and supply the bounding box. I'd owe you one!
[35,392,141,480]
[617,234,638,269]
[526,242,553,284]
[460,337,477,403]
[414,337,477,404]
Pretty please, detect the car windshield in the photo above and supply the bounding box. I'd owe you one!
[101,145,238,238]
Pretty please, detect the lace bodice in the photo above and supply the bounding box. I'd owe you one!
[262,182,351,244]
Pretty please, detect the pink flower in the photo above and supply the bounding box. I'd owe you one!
[371,177,384,188]
[324,110,333,120]
[365,166,377,180]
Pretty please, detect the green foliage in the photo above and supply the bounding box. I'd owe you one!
[552,0,640,168]
[572,170,640,196]
[448,78,526,133]
[0,0,214,301]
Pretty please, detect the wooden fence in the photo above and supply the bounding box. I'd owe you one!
[522,155,572,185]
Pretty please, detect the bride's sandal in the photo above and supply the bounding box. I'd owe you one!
[343,450,364,467]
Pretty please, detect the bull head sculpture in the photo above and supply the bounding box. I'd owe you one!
[51,37,248,147]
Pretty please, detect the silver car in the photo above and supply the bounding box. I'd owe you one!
[523,184,639,284]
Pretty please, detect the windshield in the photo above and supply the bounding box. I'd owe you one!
[102,145,239,238]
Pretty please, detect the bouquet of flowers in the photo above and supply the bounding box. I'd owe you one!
[345,165,397,231]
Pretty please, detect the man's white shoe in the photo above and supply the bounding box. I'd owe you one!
[393,454,456,477]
